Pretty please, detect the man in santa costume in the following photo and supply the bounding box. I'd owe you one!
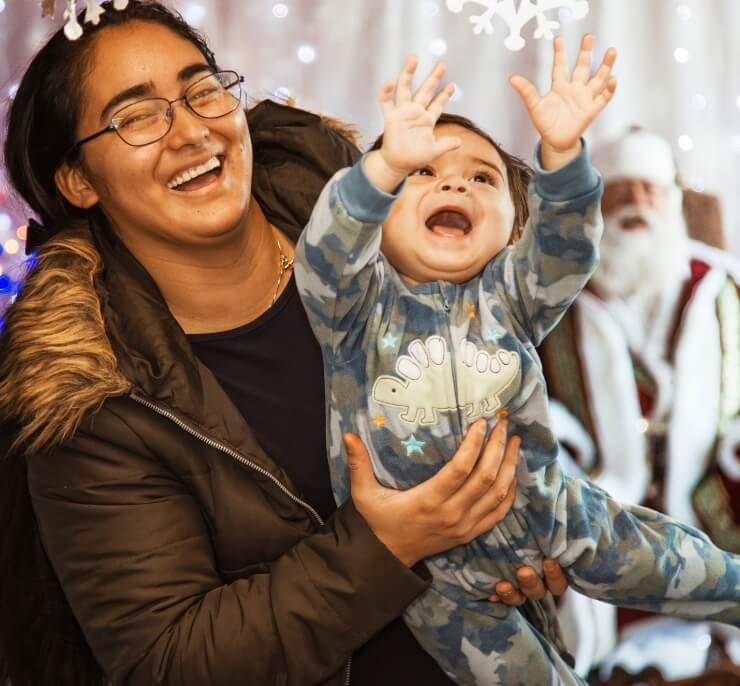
[538,127,740,680]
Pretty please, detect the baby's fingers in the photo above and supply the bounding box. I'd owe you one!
[427,82,456,121]
[588,47,618,96]
[510,75,540,112]
[379,80,396,117]
[592,76,617,112]
[431,134,462,160]
[412,61,447,108]
[571,34,594,84]
[395,55,418,105]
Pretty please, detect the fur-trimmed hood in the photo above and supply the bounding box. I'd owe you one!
[0,100,361,456]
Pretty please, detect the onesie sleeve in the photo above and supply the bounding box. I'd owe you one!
[482,140,603,346]
[294,157,403,359]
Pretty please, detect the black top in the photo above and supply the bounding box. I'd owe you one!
[188,276,454,685]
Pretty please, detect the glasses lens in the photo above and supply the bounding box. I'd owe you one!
[186,71,242,119]
[113,99,171,146]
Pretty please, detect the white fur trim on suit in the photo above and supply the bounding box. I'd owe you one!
[592,129,677,187]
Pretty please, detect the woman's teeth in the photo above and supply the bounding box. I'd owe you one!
[167,156,221,190]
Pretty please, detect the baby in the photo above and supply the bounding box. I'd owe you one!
[295,36,740,685]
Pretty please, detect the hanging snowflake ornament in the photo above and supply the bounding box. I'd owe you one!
[445,0,590,51]
[43,0,130,39]
[63,0,83,39]
[84,0,106,25]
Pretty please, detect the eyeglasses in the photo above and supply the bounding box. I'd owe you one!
[71,70,245,152]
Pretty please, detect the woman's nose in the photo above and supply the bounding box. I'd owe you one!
[166,103,210,148]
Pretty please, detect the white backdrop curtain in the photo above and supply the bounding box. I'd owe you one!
[0,0,739,304]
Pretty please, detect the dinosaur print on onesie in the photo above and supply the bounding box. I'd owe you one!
[372,335,521,425]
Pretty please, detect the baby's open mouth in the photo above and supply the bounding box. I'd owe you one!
[425,209,472,237]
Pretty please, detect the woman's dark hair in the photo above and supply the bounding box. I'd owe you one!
[1,4,217,684]
[3,0,218,233]
[369,112,533,242]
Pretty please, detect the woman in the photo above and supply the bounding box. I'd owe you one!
[0,3,567,684]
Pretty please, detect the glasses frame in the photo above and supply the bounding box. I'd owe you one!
[69,70,245,154]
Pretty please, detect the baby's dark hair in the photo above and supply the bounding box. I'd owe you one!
[369,113,533,242]
[3,0,218,233]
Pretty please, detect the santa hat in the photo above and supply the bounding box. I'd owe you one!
[592,128,678,188]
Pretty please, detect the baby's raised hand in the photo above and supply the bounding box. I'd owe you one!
[510,34,617,169]
[365,56,460,193]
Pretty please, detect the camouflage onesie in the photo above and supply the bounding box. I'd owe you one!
[294,145,740,685]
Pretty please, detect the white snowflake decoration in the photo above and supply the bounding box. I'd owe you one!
[445,0,590,51]
[43,0,131,40]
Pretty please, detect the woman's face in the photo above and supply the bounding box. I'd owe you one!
[66,21,252,249]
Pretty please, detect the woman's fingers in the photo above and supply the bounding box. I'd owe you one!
[427,419,488,499]
[543,559,569,595]
[493,580,526,606]
[571,33,594,83]
[516,565,547,601]
[344,432,381,497]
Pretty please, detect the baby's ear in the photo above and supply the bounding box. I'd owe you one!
[54,162,99,209]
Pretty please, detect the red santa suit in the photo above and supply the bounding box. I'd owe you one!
[538,129,740,678]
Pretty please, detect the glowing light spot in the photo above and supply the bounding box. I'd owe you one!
[7,83,17,99]
[297,44,316,63]
[274,86,292,100]
[182,3,206,26]
[16,225,28,241]
[272,3,289,18]
[429,38,447,56]
[674,48,689,63]
[450,85,463,102]
[678,135,694,151]
[558,6,573,22]
[676,4,691,21]
[419,0,439,17]
[3,239,20,255]
[691,177,706,192]
[691,93,706,110]
[0,213,11,235]
[731,135,740,153]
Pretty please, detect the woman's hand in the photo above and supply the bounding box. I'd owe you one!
[345,418,518,568]
[510,34,617,169]
[490,560,569,605]
[363,55,460,193]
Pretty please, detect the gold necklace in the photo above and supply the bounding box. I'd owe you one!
[272,236,294,304]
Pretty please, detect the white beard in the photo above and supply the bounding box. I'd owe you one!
[591,190,691,300]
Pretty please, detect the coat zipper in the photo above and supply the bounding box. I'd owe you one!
[130,391,352,684]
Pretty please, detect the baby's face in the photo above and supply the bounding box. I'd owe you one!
[380,124,516,284]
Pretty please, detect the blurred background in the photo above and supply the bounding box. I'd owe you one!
[1,0,740,318]
[0,2,738,683]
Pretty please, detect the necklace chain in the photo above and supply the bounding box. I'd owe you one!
[272,236,294,304]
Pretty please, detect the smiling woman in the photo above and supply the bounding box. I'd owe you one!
[0,2,555,685]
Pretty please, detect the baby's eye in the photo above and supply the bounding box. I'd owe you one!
[410,167,434,177]
[471,172,495,185]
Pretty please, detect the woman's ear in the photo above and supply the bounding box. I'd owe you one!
[54,162,99,209]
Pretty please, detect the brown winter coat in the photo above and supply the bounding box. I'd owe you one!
[0,101,431,685]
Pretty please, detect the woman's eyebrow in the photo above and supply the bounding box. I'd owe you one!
[99,64,212,123]
[177,63,213,82]
[100,82,154,123]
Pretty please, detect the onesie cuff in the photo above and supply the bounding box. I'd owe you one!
[337,155,405,224]
[534,138,601,201]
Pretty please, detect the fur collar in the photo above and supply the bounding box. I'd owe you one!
[0,100,361,457]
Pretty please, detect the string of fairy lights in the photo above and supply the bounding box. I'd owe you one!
[1,1,739,319]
